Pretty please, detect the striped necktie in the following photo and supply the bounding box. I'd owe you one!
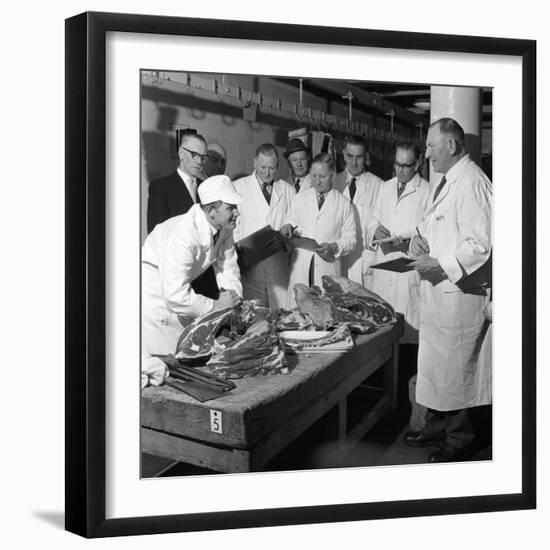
[397,181,406,199]
[349,177,357,201]
[262,182,272,205]
[432,176,447,203]
[317,192,325,210]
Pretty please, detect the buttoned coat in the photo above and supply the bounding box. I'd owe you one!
[284,187,357,308]
[233,173,296,309]
[334,170,383,285]
[141,205,242,355]
[367,173,431,343]
[415,155,492,411]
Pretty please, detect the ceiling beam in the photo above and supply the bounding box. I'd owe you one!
[305,79,429,127]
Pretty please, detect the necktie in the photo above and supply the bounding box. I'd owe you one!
[189,178,197,203]
[295,178,301,193]
[317,192,325,210]
[349,177,357,202]
[262,182,272,205]
[213,231,220,246]
[432,176,447,203]
[397,182,406,199]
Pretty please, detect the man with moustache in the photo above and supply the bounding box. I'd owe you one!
[405,118,492,462]
[233,144,295,309]
[334,135,384,286]
[284,138,312,193]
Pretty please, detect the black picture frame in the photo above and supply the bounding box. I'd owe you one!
[65,11,536,538]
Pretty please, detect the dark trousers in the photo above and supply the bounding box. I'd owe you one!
[424,405,492,451]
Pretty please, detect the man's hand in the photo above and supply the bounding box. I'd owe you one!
[280,224,293,239]
[315,242,338,263]
[214,289,242,310]
[410,234,430,257]
[374,224,391,241]
[409,255,447,286]
[392,235,410,253]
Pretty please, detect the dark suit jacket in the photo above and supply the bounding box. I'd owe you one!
[147,170,195,234]
[147,170,219,299]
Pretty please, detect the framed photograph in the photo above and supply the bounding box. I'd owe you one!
[65,11,536,538]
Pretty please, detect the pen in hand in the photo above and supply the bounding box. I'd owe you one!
[412,226,430,256]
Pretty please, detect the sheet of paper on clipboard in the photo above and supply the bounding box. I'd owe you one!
[287,236,320,252]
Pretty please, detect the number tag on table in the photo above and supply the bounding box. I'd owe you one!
[210,410,223,434]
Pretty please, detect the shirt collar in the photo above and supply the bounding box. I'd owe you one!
[346,170,364,183]
[177,167,194,184]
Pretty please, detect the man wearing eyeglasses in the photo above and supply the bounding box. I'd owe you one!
[147,131,219,300]
[147,132,208,233]
[334,135,383,286]
[233,144,295,309]
[367,142,430,344]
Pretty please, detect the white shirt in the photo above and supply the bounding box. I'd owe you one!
[177,167,198,203]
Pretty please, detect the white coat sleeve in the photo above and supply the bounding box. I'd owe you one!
[214,233,243,297]
[365,190,384,248]
[334,200,357,258]
[283,194,300,229]
[438,176,492,283]
[157,232,214,318]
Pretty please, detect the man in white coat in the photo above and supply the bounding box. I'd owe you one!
[405,118,492,462]
[280,153,357,308]
[368,142,431,343]
[141,175,243,386]
[284,138,312,193]
[233,144,296,309]
[334,136,383,286]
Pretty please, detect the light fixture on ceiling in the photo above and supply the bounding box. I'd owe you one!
[414,101,431,112]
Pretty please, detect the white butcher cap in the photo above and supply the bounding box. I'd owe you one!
[198,174,242,205]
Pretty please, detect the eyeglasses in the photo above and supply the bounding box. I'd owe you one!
[394,161,417,169]
[181,146,208,162]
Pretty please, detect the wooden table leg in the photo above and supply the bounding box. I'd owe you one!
[384,341,400,415]
[338,398,347,442]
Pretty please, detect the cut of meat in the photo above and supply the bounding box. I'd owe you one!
[322,275,397,327]
[293,284,361,330]
[207,319,288,378]
[174,305,237,363]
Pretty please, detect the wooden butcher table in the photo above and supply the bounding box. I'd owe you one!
[141,316,403,473]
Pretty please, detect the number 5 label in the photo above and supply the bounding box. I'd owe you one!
[210,410,223,434]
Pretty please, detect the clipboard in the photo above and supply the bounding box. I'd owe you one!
[370,257,415,273]
[285,236,320,252]
[235,225,284,271]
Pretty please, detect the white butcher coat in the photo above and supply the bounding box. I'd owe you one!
[285,187,357,308]
[334,170,383,286]
[141,204,242,356]
[287,173,312,193]
[415,154,492,411]
[233,173,295,309]
[367,173,431,343]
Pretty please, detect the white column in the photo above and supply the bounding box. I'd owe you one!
[429,86,483,182]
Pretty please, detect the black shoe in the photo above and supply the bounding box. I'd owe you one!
[428,443,465,463]
[404,431,446,447]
